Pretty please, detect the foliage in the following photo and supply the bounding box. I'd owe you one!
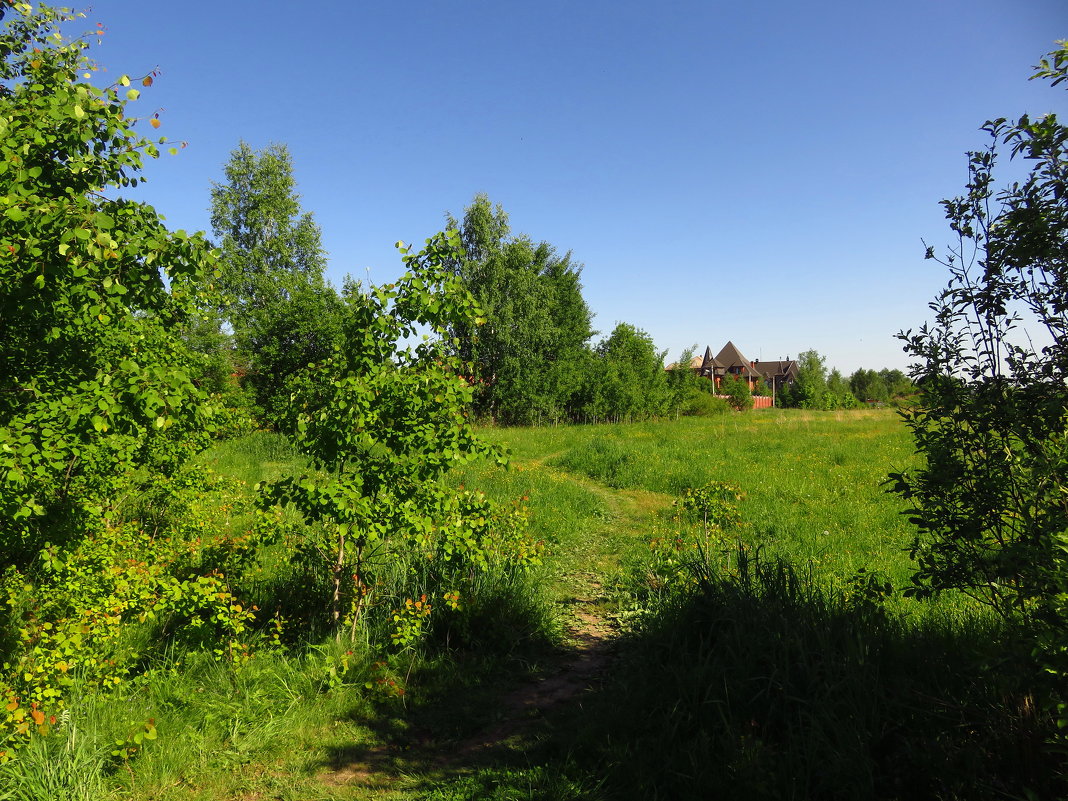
[718,373,754,411]
[892,43,1068,616]
[780,349,828,408]
[890,42,1068,733]
[681,391,729,417]
[676,481,744,534]
[0,464,263,760]
[445,194,594,424]
[210,141,326,325]
[825,368,859,409]
[642,481,746,586]
[583,548,1052,801]
[575,323,669,422]
[849,367,914,405]
[665,346,704,416]
[0,2,215,564]
[849,368,888,403]
[261,231,539,639]
[209,141,344,425]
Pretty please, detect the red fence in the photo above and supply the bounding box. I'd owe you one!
[715,395,775,409]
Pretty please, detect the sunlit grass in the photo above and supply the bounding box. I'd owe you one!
[11,409,1017,800]
[469,409,925,599]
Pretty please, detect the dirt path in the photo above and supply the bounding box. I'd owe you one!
[319,458,673,794]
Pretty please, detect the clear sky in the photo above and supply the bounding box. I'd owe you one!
[79,0,1066,375]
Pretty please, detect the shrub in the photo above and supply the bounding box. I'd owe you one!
[681,391,729,417]
[719,374,754,411]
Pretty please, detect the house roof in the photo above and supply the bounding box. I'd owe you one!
[715,341,760,377]
[752,359,798,381]
[665,354,706,371]
[700,346,725,370]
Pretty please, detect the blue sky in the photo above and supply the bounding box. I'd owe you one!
[84,0,1065,374]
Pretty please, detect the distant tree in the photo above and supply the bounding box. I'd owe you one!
[782,349,828,408]
[667,346,710,416]
[848,367,914,405]
[751,377,771,397]
[211,141,326,322]
[826,368,859,408]
[720,374,754,411]
[444,193,593,424]
[849,368,888,403]
[578,324,668,422]
[879,368,914,400]
[209,142,344,424]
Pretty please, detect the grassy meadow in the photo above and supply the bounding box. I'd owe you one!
[4,408,1058,800]
[467,407,922,584]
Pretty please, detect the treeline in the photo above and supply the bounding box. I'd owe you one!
[204,160,916,428]
[206,172,678,427]
[777,350,916,410]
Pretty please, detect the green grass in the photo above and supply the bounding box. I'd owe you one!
[7,409,1057,799]
[473,409,922,589]
[569,548,1052,800]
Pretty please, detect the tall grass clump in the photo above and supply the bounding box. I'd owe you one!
[579,547,1059,800]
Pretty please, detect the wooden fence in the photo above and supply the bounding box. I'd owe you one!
[715,395,775,409]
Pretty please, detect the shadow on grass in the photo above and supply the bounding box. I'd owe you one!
[565,548,1062,801]
[312,547,1063,800]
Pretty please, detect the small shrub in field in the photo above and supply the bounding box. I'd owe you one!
[681,391,729,417]
[261,232,541,648]
[719,374,754,411]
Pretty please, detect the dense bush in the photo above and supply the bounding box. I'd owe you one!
[681,391,730,417]
[891,42,1068,737]
[718,374,754,411]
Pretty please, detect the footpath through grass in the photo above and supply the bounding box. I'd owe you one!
[475,408,922,594]
[11,409,1059,799]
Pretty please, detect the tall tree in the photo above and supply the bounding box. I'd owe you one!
[209,142,343,424]
[782,349,829,408]
[444,194,594,424]
[825,368,857,408]
[210,141,326,322]
[0,2,215,562]
[849,368,888,403]
[577,323,668,422]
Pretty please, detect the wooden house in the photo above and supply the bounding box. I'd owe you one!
[669,340,798,403]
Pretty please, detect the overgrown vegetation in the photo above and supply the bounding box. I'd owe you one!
[1,2,1065,797]
[0,2,549,784]
[892,40,1068,738]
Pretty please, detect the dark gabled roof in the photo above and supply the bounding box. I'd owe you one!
[752,359,798,381]
[700,346,725,373]
[715,341,760,377]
